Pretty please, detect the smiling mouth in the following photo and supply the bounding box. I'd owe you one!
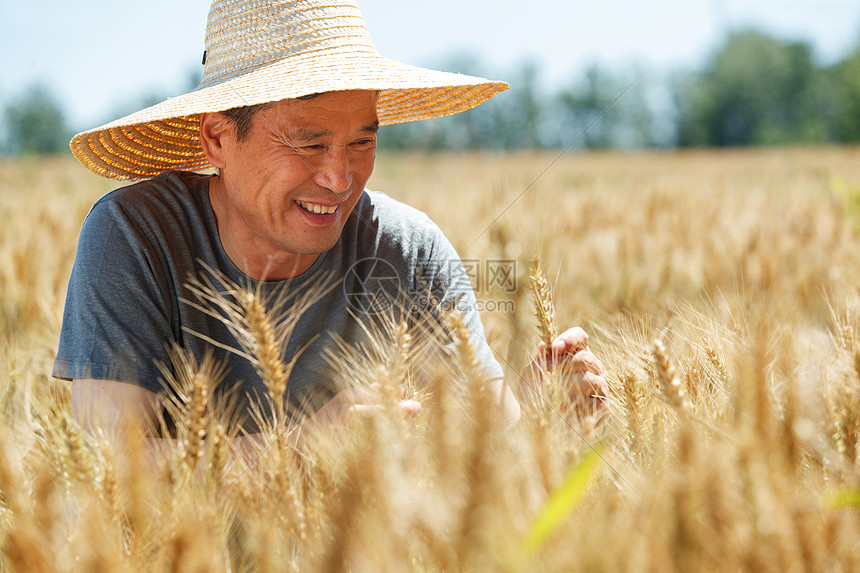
[296,200,338,215]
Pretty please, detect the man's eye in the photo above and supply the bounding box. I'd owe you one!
[302,144,324,151]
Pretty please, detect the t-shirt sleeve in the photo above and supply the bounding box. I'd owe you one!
[52,199,175,393]
[418,222,505,383]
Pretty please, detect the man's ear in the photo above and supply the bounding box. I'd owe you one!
[199,112,229,169]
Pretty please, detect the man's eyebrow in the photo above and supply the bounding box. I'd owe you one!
[361,120,380,134]
[284,120,379,143]
[285,127,329,143]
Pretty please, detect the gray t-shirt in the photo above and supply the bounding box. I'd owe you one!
[54,171,502,433]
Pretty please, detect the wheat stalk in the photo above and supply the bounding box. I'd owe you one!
[449,310,504,568]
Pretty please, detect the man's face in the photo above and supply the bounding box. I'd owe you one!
[209,90,379,278]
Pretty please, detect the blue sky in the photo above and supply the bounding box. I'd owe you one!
[2,0,859,132]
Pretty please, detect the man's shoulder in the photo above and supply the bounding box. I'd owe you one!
[80,170,215,254]
[356,189,438,234]
[91,171,210,218]
[346,189,459,264]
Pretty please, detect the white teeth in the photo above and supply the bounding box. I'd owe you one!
[298,200,337,214]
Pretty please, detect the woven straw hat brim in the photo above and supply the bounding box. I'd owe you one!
[71,47,508,180]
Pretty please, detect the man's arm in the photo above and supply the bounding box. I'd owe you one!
[71,378,163,437]
[488,379,521,426]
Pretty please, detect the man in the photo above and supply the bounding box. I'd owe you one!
[55,0,605,439]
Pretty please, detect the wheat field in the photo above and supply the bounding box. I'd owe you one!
[2,147,860,571]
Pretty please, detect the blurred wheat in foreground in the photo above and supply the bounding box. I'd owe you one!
[4,149,860,571]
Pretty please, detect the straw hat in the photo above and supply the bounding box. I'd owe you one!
[71,0,509,180]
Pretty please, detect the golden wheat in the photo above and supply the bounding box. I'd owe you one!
[3,148,860,570]
[528,256,558,354]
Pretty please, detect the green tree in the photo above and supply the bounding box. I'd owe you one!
[829,43,860,142]
[553,65,661,149]
[553,65,620,149]
[379,56,547,151]
[3,83,72,155]
[677,29,831,146]
[478,60,544,149]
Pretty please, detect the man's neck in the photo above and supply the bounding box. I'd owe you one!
[207,176,319,281]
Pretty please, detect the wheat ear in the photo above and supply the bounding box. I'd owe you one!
[528,256,558,354]
[652,339,689,411]
[242,290,288,405]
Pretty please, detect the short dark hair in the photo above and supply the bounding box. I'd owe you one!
[220,102,272,142]
[219,92,351,141]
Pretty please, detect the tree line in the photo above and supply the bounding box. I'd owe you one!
[382,28,860,150]
[3,27,860,155]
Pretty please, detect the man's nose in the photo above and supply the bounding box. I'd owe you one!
[314,146,352,194]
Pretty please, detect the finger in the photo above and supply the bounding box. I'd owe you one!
[555,350,605,376]
[349,404,384,417]
[563,370,605,395]
[572,370,607,394]
[582,371,608,398]
[551,327,589,355]
[349,399,422,416]
[398,399,422,416]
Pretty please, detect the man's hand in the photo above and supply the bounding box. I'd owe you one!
[309,383,422,428]
[521,327,608,420]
